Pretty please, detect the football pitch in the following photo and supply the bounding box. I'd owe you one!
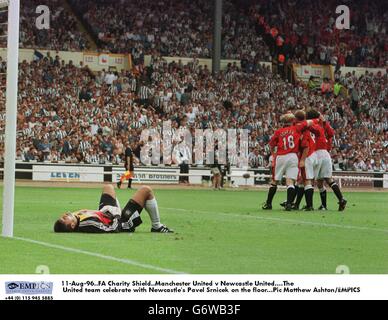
[0,186,387,274]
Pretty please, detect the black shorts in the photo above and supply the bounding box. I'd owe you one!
[98,194,118,210]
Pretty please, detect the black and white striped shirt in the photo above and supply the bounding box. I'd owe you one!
[79,140,91,153]
[131,120,143,129]
[191,91,202,100]
[89,153,99,164]
[139,86,152,100]
[56,130,67,140]
[22,127,33,137]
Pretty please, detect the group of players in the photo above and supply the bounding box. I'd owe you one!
[263,109,347,212]
[53,108,347,235]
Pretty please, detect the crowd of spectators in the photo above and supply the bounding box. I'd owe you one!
[1,0,386,70]
[252,0,387,68]
[0,0,90,51]
[68,0,271,65]
[0,53,386,172]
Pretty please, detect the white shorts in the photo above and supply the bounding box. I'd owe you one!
[315,150,333,179]
[274,153,299,181]
[304,153,318,180]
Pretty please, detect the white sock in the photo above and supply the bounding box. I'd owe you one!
[145,198,162,229]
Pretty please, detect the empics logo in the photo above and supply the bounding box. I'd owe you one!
[5,282,53,295]
[6,283,19,290]
[336,5,350,30]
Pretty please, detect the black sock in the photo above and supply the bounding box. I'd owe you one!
[320,189,327,208]
[128,179,132,189]
[305,186,314,208]
[330,182,343,201]
[121,200,143,222]
[294,186,305,207]
[292,185,299,204]
[266,185,277,205]
[287,186,296,205]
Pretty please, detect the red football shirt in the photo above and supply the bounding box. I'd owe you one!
[323,122,335,151]
[300,131,317,157]
[270,121,311,156]
[309,121,334,151]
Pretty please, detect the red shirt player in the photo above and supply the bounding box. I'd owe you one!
[310,121,335,153]
[300,131,317,174]
[270,118,317,158]
[296,130,319,210]
[305,110,347,211]
[263,114,319,211]
[323,121,335,152]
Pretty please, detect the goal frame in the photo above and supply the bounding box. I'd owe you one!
[2,0,20,237]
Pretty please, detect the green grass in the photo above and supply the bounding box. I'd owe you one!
[0,187,387,274]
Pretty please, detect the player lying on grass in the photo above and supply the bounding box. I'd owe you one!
[54,185,173,233]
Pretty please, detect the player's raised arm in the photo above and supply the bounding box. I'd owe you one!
[295,109,323,133]
[307,119,320,126]
[294,119,318,133]
[324,121,335,139]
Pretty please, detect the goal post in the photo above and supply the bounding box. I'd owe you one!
[2,0,20,238]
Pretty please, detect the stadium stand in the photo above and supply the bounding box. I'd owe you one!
[0,52,386,171]
[252,0,387,68]
[67,0,271,65]
[0,1,386,172]
[0,0,90,51]
[1,0,386,68]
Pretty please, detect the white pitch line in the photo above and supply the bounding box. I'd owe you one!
[13,236,187,275]
[161,207,388,234]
